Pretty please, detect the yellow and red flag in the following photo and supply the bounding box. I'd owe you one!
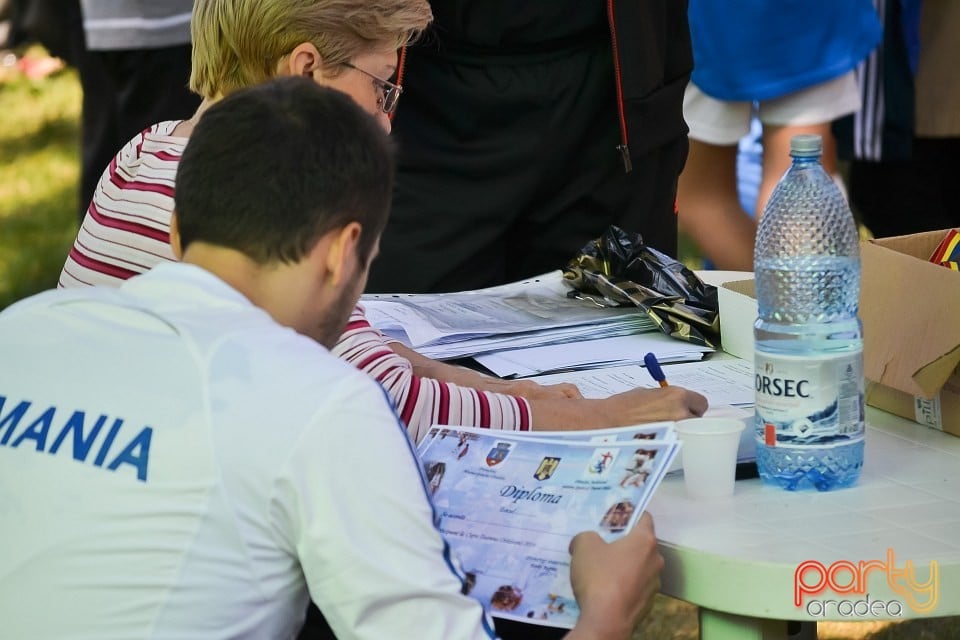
[929,229,960,269]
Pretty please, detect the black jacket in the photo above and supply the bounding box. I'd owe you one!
[396,0,693,172]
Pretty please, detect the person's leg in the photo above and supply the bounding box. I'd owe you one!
[98,44,198,139]
[757,71,861,218]
[76,48,120,219]
[757,121,839,216]
[677,139,756,270]
[77,45,198,221]
[676,83,756,270]
[9,0,81,64]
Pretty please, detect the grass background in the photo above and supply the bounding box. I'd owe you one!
[1,53,957,639]
[0,53,80,309]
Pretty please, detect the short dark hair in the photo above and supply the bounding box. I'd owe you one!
[175,77,394,264]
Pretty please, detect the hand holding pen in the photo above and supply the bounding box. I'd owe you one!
[598,353,706,422]
[643,352,669,388]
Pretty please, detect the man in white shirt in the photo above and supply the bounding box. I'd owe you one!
[0,77,663,640]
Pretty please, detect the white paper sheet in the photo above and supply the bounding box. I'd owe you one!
[523,359,754,406]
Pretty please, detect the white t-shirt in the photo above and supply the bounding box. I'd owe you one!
[0,263,496,640]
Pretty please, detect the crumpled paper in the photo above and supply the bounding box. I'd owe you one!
[562,226,720,348]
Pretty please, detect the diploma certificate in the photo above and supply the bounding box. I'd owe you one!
[418,424,680,628]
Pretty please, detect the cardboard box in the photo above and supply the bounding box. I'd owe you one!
[709,231,960,435]
[860,230,960,436]
[717,278,757,361]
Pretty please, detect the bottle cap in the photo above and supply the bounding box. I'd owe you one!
[790,134,822,157]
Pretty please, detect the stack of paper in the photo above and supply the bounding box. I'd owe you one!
[362,271,711,371]
[416,422,680,629]
[473,333,713,378]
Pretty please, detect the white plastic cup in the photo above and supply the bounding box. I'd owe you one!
[674,417,746,500]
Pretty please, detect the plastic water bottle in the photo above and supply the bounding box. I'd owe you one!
[753,134,864,491]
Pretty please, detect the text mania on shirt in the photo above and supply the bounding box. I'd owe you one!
[0,394,152,481]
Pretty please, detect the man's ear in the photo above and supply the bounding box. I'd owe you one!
[280,42,323,79]
[320,222,363,287]
[170,211,183,260]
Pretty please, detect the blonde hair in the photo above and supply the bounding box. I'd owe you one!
[189,0,432,99]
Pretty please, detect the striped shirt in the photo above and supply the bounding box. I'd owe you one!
[333,307,531,443]
[59,121,532,440]
[79,1,193,50]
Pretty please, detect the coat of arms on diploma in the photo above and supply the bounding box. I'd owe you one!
[534,456,561,481]
[486,442,513,467]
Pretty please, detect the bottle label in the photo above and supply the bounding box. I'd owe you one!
[754,350,864,446]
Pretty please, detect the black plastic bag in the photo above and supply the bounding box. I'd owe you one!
[562,226,720,348]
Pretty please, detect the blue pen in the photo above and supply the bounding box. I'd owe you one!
[643,352,669,388]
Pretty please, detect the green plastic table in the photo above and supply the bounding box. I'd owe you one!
[648,408,960,640]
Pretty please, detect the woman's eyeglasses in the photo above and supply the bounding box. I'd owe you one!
[342,62,403,114]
